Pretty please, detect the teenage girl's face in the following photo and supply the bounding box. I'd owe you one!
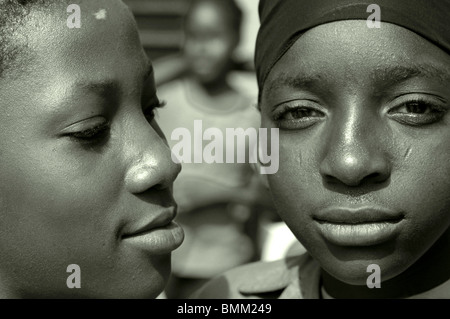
[0,0,183,298]
[260,21,450,286]
[184,1,238,84]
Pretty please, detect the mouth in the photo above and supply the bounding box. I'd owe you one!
[313,206,405,247]
[121,207,184,254]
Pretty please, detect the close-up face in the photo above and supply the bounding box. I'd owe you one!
[183,1,239,84]
[0,0,183,298]
[260,21,450,286]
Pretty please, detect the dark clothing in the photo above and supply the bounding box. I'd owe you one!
[191,253,322,299]
[255,0,450,90]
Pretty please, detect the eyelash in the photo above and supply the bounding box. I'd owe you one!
[388,98,448,126]
[143,99,166,121]
[271,96,447,130]
[68,99,166,144]
[68,122,110,142]
[272,102,326,130]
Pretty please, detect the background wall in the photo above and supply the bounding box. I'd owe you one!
[123,0,259,63]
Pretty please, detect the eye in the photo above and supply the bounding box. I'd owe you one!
[272,101,326,130]
[62,117,110,145]
[388,98,448,126]
[143,98,166,122]
[67,122,110,143]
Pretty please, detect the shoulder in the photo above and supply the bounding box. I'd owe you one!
[191,253,318,299]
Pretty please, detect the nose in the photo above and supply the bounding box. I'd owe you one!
[124,118,181,194]
[319,108,391,187]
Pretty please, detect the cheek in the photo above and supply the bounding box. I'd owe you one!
[0,145,120,286]
[382,142,450,279]
[1,149,122,238]
[0,141,173,297]
[267,134,320,225]
[0,143,121,218]
[270,132,320,192]
[392,137,450,242]
[390,129,450,216]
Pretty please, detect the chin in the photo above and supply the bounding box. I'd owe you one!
[322,255,407,286]
[102,276,168,299]
[87,258,172,299]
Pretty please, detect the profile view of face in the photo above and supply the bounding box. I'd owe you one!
[260,21,450,288]
[0,0,183,298]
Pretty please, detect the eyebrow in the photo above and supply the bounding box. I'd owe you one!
[261,73,323,105]
[74,62,154,97]
[76,80,120,98]
[262,63,450,103]
[370,63,450,85]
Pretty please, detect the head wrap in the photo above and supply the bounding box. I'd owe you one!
[255,0,450,91]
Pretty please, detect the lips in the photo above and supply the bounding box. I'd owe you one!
[313,206,405,246]
[122,207,177,238]
[121,207,184,254]
[314,206,404,224]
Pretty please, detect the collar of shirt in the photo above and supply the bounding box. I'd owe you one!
[235,252,450,299]
[236,253,322,299]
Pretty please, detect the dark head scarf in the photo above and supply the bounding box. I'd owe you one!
[255,0,450,91]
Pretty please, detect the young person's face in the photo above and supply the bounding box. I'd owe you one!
[260,21,450,286]
[184,1,238,84]
[0,0,183,298]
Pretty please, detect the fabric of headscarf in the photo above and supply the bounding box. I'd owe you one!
[255,0,450,91]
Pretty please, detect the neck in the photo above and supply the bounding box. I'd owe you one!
[189,76,243,112]
[322,228,450,298]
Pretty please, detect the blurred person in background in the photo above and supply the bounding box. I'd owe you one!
[154,0,273,299]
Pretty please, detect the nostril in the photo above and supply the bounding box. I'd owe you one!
[320,147,392,188]
[367,172,380,180]
[365,172,389,184]
[323,174,340,184]
[322,171,390,189]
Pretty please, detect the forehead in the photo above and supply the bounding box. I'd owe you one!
[262,21,450,100]
[190,1,220,17]
[187,1,228,28]
[13,0,146,82]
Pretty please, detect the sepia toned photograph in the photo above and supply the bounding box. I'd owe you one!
[0,0,448,306]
